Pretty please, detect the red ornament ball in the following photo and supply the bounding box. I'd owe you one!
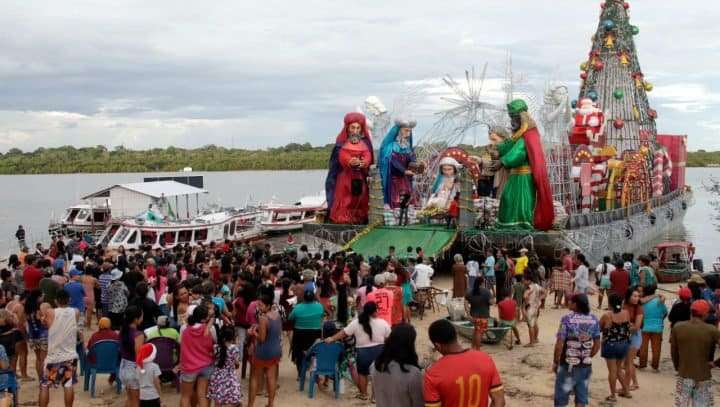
[580,71,588,80]
[648,109,658,119]
[601,2,606,9]
[593,60,605,71]
[624,2,630,9]
[613,118,625,129]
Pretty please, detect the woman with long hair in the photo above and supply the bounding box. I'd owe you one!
[623,287,643,390]
[248,294,282,407]
[325,301,391,400]
[355,276,374,312]
[370,323,423,407]
[179,305,215,407]
[317,269,336,318]
[572,253,591,294]
[600,293,632,401]
[118,305,145,407]
[24,289,47,379]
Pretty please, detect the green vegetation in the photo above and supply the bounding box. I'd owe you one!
[0,144,334,174]
[0,144,716,174]
[687,150,720,167]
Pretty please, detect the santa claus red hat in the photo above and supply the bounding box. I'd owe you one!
[136,343,156,373]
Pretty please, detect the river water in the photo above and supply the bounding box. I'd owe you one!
[1,168,717,265]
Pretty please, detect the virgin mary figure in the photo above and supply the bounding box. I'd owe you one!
[423,157,460,211]
[378,118,417,208]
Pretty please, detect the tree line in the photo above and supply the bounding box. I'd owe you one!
[0,144,716,174]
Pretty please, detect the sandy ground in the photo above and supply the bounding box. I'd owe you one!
[18,275,720,407]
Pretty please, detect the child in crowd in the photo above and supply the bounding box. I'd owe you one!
[207,326,243,407]
[512,279,525,322]
[497,294,521,348]
[136,343,161,407]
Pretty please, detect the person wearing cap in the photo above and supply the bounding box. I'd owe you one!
[136,343,161,407]
[669,287,693,328]
[552,293,600,407]
[671,299,720,406]
[63,268,86,328]
[367,272,394,325]
[106,268,129,329]
[87,317,119,364]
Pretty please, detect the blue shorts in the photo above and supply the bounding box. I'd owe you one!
[554,364,591,407]
[356,345,383,376]
[601,341,629,360]
[630,331,642,349]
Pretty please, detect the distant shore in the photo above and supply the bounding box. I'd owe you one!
[0,144,718,174]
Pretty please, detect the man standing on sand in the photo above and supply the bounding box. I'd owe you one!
[423,319,505,407]
[671,300,720,406]
[39,290,79,407]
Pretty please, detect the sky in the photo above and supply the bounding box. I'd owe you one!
[1,0,719,152]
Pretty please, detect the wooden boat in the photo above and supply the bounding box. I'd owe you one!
[655,241,694,284]
[445,317,510,345]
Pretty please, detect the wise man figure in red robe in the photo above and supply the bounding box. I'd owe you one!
[325,112,374,224]
[569,98,605,148]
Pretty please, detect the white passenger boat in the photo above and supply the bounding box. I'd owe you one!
[259,195,326,233]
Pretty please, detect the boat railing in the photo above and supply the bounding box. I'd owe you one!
[566,189,687,229]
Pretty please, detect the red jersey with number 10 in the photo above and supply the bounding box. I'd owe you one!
[424,349,503,407]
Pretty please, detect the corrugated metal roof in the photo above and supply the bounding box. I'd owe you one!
[83,181,207,199]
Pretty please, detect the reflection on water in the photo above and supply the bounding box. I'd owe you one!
[0,168,718,263]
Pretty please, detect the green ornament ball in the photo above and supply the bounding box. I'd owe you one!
[631,25,639,35]
[613,88,624,99]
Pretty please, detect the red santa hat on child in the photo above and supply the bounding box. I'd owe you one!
[136,343,156,373]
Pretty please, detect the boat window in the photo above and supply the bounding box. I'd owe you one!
[127,230,138,244]
[223,224,229,238]
[178,230,192,243]
[112,228,129,243]
[289,213,302,221]
[76,209,89,221]
[162,231,176,246]
[272,213,288,222]
[93,211,107,223]
[66,209,79,222]
[141,231,158,245]
[102,225,120,246]
[304,210,316,219]
[229,221,236,236]
[194,229,208,242]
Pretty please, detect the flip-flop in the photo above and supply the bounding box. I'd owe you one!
[605,395,617,402]
[619,392,633,399]
[354,393,369,401]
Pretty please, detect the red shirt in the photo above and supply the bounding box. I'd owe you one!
[562,255,574,275]
[497,298,516,322]
[388,285,404,326]
[424,349,503,407]
[610,269,630,298]
[23,266,43,291]
[367,288,394,325]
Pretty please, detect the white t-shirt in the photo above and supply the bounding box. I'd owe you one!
[466,261,480,277]
[594,263,616,280]
[138,362,161,400]
[343,317,391,348]
[413,264,434,289]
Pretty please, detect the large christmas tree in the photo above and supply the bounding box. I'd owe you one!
[578,0,657,153]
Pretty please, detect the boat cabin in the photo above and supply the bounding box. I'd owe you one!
[655,241,694,283]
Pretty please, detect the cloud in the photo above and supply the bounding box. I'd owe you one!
[0,0,719,151]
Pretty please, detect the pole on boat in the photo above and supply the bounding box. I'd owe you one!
[196,194,199,216]
[175,196,179,220]
[186,194,190,219]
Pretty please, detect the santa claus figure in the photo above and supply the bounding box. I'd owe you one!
[569,98,605,147]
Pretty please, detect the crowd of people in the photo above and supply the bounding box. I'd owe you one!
[0,234,718,407]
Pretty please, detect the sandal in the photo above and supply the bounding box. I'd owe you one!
[629,384,639,391]
[605,395,617,402]
[355,393,369,401]
[619,392,633,399]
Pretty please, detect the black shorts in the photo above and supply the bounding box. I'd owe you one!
[356,345,384,376]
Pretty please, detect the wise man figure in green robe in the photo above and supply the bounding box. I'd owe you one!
[496,99,554,231]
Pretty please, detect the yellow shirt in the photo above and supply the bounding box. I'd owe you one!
[514,255,528,276]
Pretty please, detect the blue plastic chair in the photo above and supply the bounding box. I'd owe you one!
[76,341,86,376]
[0,369,18,407]
[299,342,344,399]
[84,340,122,397]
